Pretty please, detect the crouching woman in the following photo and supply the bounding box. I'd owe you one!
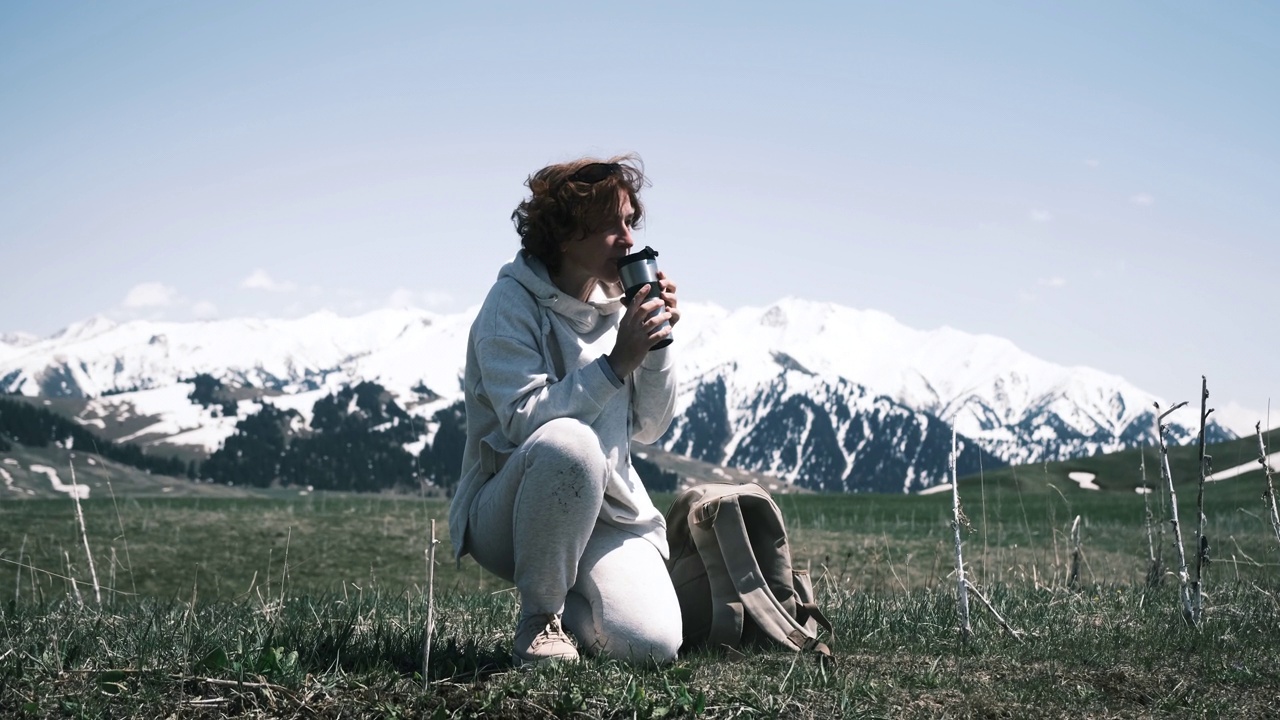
[447,154,682,665]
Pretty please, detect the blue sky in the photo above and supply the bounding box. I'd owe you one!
[2,1,1277,429]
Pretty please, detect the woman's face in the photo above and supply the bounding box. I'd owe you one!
[560,190,635,286]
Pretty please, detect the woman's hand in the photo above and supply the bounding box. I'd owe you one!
[607,283,673,379]
[657,271,679,327]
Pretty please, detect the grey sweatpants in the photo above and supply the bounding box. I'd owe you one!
[465,418,682,663]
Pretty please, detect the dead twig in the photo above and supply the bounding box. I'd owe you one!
[1068,515,1082,589]
[1141,449,1163,587]
[64,551,83,607]
[179,675,291,692]
[1192,377,1213,625]
[423,518,440,691]
[1154,400,1194,623]
[965,580,1024,643]
[949,429,971,642]
[14,534,25,604]
[68,454,102,606]
[0,557,136,598]
[1257,422,1280,563]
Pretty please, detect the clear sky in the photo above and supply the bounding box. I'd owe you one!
[2,1,1277,431]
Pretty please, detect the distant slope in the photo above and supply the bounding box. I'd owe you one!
[954,432,1279,499]
[0,396,193,476]
[0,443,257,500]
[634,446,814,494]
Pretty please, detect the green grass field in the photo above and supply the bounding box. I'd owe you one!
[2,436,1279,718]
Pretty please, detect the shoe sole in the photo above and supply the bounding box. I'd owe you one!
[512,651,580,667]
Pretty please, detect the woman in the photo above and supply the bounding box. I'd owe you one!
[448,154,683,665]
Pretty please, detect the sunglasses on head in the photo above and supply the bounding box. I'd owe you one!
[568,162,621,184]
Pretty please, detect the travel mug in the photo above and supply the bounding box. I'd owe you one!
[616,246,673,350]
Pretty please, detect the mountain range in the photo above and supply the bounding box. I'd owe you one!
[0,299,1232,493]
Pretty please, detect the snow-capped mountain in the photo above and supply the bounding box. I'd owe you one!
[0,332,40,365]
[661,362,1001,493]
[0,299,1229,492]
[1,331,39,348]
[669,299,1223,468]
[0,309,471,405]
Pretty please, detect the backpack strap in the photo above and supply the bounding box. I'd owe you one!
[696,491,833,660]
[792,569,835,638]
[688,502,747,649]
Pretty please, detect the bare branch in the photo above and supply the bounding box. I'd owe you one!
[950,429,971,642]
[1156,400,1189,422]
[1257,423,1280,562]
[1141,449,1163,587]
[1154,400,1194,623]
[1192,376,1211,624]
[965,580,1024,643]
[1068,515,1082,589]
[68,456,102,606]
[423,518,440,691]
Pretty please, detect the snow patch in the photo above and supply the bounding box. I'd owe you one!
[1,467,15,492]
[918,482,953,496]
[260,388,330,428]
[1067,471,1100,491]
[1135,487,1153,495]
[1207,452,1280,483]
[92,383,243,451]
[28,464,90,499]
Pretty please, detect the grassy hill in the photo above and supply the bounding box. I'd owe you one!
[957,432,1276,496]
[944,434,1279,552]
[0,444,257,501]
[2,433,1279,718]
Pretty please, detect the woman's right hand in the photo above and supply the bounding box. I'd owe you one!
[607,283,672,379]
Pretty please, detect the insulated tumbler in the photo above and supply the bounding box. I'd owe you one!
[616,246,672,350]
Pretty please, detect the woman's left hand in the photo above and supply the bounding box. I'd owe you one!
[657,271,680,327]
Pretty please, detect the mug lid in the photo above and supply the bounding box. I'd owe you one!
[616,246,659,269]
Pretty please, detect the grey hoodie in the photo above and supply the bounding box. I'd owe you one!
[448,251,677,560]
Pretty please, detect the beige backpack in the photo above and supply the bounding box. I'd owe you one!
[665,483,833,659]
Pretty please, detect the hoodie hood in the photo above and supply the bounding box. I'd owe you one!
[500,252,624,333]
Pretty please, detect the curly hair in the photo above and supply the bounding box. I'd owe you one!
[511,154,647,275]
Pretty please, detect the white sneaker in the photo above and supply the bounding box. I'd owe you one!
[513,612,579,666]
